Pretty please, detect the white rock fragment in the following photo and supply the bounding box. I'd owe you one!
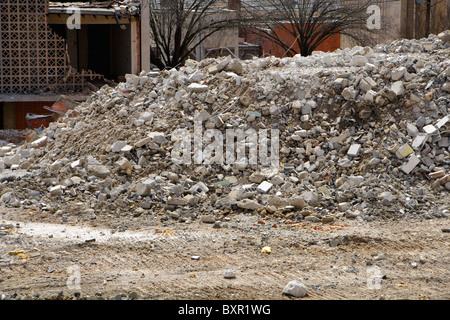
[223,269,236,279]
[436,115,449,129]
[423,124,438,135]
[139,111,153,122]
[111,141,128,152]
[70,160,81,168]
[29,136,48,148]
[188,71,205,83]
[257,181,273,193]
[3,154,20,167]
[0,146,12,156]
[134,136,153,148]
[391,66,407,81]
[350,55,368,67]
[282,280,307,298]
[347,144,361,157]
[49,185,64,197]
[363,90,377,103]
[189,182,209,194]
[391,81,405,96]
[120,145,133,152]
[412,133,428,150]
[400,154,421,174]
[406,123,419,137]
[187,83,209,93]
[342,87,358,101]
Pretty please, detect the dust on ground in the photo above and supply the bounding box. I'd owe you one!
[1,207,448,300]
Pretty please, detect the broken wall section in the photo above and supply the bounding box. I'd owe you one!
[0,0,104,95]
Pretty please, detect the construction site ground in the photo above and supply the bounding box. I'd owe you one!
[1,206,448,301]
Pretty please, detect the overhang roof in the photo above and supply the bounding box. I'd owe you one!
[48,1,140,17]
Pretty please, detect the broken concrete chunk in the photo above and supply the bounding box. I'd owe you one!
[188,71,205,83]
[429,170,445,179]
[116,157,133,172]
[282,280,307,298]
[111,141,128,153]
[342,87,358,101]
[29,136,48,148]
[225,59,244,74]
[167,197,187,206]
[134,136,153,148]
[139,111,153,122]
[3,154,20,167]
[249,172,265,183]
[187,83,209,93]
[400,154,421,174]
[359,78,372,92]
[87,164,110,179]
[120,145,133,152]
[391,81,405,96]
[49,185,64,197]
[237,199,262,210]
[200,215,216,224]
[268,196,289,207]
[189,182,209,194]
[436,115,449,129]
[412,133,429,150]
[350,55,369,67]
[395,143,413,160]
[363,90,377,103]
[347,144,361,157]
[135,183,151,197]
[391,66,407,81]
[423,124,438,135]
[257,181,273,193]
[149,132,167,144]
[406,123,419,137]
[289,197,306,209]
[223,269,237,279]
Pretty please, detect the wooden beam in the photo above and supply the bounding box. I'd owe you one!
[131,20,139,74]
[140,0,152,72]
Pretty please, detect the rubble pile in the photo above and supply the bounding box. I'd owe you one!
[1,31,449,224]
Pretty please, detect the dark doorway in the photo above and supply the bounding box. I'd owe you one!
[49,23,131,82]
[88,25,112,78]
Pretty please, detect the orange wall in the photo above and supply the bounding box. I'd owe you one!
[14,102,54,130]
[243,23,341,57]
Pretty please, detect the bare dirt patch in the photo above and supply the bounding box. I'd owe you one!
[1,208,448,300]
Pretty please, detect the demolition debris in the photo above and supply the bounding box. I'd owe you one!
[1,31,449,224]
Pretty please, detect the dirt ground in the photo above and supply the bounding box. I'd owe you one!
[0,206,448,301]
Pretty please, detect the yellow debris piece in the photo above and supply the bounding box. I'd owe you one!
[261,246,272,254]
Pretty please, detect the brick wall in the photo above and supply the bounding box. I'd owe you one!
[242,24,341,58]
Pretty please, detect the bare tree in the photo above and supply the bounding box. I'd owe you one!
[145,0,239,69]
[240,0,388,57]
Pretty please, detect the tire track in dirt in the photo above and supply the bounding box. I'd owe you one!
[1,213,449,299]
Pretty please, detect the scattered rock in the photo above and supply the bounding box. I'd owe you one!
[282,280,307,298]
[223,269,237,279]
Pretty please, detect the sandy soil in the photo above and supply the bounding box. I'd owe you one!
[0,207,448,301]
